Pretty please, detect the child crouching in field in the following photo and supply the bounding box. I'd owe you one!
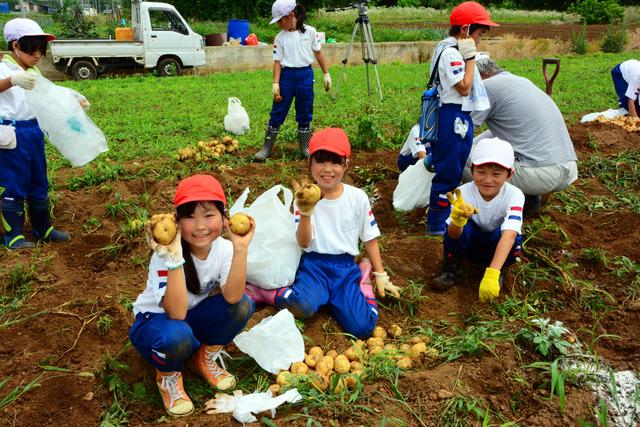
[611,59,640,117]
[430,137,523,302]
[129,175,256,417]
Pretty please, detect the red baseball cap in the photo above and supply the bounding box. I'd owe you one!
[450,2,499,27]
[309,128,351,158]
[174,174,226,208]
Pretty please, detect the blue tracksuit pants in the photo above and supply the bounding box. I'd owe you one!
[269,66,314,129]
[0,119,49,201]
[444,220,522,265]
[611,63,640,111]
[274,252,378,339]
[430,104,473,209]
[129,294,255,372]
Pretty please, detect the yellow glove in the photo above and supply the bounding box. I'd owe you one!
[447,188,478,228]
[372,271,401,298]
[291,179,322,216]
[478,267,500,302]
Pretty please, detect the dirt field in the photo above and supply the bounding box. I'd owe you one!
[0,121,639,426]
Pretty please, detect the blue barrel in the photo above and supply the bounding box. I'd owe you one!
[0,3,9,13]
[227,19,250,45]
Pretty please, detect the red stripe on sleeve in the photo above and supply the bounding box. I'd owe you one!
[158,270,168,278]
[510,206,523,212]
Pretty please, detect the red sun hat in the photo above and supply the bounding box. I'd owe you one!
[450,1,499,27]
[174,174,226,208]
[309,128,351,158]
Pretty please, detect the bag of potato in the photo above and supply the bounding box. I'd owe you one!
[230,185,301,289]
[392,162,433,211]
[224,97,250,135]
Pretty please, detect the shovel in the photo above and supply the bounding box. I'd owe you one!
[542,58,560,97]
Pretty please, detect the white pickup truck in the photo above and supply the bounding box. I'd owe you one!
[50,0,206,80]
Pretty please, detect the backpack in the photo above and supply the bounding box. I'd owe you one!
[419,49,446,145]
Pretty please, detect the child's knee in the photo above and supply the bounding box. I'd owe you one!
[277,296,316,319]
[228,295,255,326]
[342,310,378,339]
[162,321,197,362]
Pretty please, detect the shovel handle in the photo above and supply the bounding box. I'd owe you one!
[542,58,560,96]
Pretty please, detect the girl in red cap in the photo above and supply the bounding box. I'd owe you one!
[129,174,256,417]
[425,2,497,235]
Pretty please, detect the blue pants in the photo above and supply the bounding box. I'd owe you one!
[129,294,255,372]
[0,119,48,201]
[397,153,419,172]
[444,221,522,265]
[274,252,378,338]
[611,64,640,111]
[430,104,473,209]
[269,66,314,129]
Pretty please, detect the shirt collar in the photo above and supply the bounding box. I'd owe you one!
[2,54,41,75]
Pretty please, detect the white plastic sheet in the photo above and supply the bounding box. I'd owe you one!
[580,108,627,123]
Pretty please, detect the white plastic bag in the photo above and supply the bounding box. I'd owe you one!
[392,162,434,211]
[233,309,304,374]
[25,76,107,166]
[224,97,250,135]
[230,185,301,289]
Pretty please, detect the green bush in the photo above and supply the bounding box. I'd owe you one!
[570,26,588,54]
[568,0,624,24]
[600,25,627,53]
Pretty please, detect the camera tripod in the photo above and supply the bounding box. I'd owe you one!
[333,2,383,100]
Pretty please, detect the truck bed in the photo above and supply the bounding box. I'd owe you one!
[51,39,145,62]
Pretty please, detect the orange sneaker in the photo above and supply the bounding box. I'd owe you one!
[156,371,194,417]
[190,345,236,391]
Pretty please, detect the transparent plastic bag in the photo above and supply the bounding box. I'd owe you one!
[25,76,107,166]
[392,162,434,211]
[224,97,250,135]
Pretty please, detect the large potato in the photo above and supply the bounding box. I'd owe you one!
[150,213,177,245]
[228,213,251,235]
[300,183,321,203]
[334,355,350,374]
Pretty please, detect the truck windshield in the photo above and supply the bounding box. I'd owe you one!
[149,9,187,35]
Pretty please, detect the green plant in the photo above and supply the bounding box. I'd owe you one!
[97,315,113,335]
[524,359,567,414]
[517,318,580,358]
[354,116,385,151]
[571,26,588,54]
[601,25,627,53]
[54,0,99,39]
[569,0,624,24]
[82,217,102,233]
[0,373,45,411]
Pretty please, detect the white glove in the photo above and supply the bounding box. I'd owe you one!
[373,271,401,298]
[323,73,332,92]
[10,71,36,90]
[145,223,184,270]
[272,82,280,97]
[457,38,477,61]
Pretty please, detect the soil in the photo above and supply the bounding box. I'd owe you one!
[1,121,639,426]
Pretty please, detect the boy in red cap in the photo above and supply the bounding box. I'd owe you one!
[272,128,400,338]
[129,174,256,417]
[425,1,498,235]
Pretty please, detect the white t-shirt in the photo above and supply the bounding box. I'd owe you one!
[399,124,426,157]
[446,182,525,234]
[620,59,640,101]
[294,184,380,256]
[132,238,234,316]
[273,24,321,68]
[436,45,465,105]
[0,59,38,121]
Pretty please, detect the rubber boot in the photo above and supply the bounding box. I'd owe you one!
[27,199,70,243]
[426,205,450,236]
[254,125,279,161]
[243,283,276,305]
[358,257,375,299]
[523,195,541,217]
[431,256,462,291]
[1,199,35,249]
[298,126,312,158]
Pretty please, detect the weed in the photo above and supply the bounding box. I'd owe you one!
[66,162,127,191]
[595,397,609,426]
[379,280,428,318]
[525,358,566,414]
[97,315,113,335]
[83,217,102,233]
[571,26,588,54]
[437,394,516,426]
[581,248,609,266]
[517,318,580,359]
[433,324,511,362]
[119,296,133,311]
[601,24,628,53]
[0,373,45,411]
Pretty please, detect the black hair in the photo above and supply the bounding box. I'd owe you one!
[449,24,490,37]
[293,4,307,33]
[8,35,48,56]
[176,200,226,295]
[310,149,347,166]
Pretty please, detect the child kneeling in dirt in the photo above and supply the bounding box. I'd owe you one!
[431,137,523,302]
[246,128,400,338]
[129,175,256,417]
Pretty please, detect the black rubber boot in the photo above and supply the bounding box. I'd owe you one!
[28,198,70,243]
[1,198,35,249]
[523,195,542,217]
[254,125,279,161]
[298,126,312,158]
[431,256,462,291]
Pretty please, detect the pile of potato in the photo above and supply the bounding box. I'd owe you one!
[269,324,439,396]
[177,135,240,162]
[595,115,640,132]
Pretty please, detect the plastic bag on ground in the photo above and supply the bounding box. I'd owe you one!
[224,97,250,135]
[580,108,628,123]
[24,76,107,166]
[392,162,434,211]
[204,388,302,423]
[230,185,301,289]
[233,309,304,374]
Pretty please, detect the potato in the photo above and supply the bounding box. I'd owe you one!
[343,347,359,361]
[223,135,233,143]
[350,361,363,371]
[309,370,329,391]
[229,213,251,235]
[150,213,177,245]
[325,349,338,359]
[334,355,350,374]
[276,371,293,386]
[300,183,321,203]
[304,353,320,368]
[315,360,331,376]
[366,337,384,349]
[291,362,309,375]
[344,374,357,389]
[320,356,334,370]
[388,324,402,338]
[269,384,280,396]
[384,343,397,351]
[396,357,413,369]
[411,335,429,345]
[372,326,387,339]
[425,347,439,360]
[410,342,428,358]
[368,346,383,357]
[308,346,324,358]
[399,343,412,353]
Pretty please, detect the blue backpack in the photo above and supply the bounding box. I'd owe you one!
[419,49,445,145]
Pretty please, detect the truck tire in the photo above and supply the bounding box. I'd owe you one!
[157,58,182,77]
[71,60,98,80]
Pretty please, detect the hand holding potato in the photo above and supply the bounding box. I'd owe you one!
[291,179,322,216]
[146,214,184,270]
[225,212,255,250]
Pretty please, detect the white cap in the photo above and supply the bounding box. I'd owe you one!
[270,0,296,24]
[3,18,56,43]
[471,137,514,171]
